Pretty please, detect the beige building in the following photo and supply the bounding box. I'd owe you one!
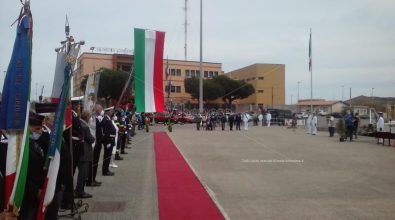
[226,63,285,112]
[73,52,223,108]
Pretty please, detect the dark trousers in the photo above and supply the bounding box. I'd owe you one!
[76,161,89,193]
[221,122,226,130]
[45,190,61,219]
[346,126,354,141]
[72,141,83,174]
[19,187,39,220]
[329,127,335,137]
[92,141,103,181]
[102,143,114,174]
[236,122,241,130]
[229,122,234,130]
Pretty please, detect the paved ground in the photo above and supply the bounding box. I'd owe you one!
[66,123,395,220]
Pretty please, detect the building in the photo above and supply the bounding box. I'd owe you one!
[226,63,285,112]
[73,52,223,108]
[296,99,348,113]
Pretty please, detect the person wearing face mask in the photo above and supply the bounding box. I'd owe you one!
[18,112,46,220]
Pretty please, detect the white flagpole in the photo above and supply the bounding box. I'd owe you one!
[310,28,313,113]
[199,0,203,113]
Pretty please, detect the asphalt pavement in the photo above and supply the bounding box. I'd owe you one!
[67,123,395,220]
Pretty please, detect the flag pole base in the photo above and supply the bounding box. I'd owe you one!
[58,199,89,219]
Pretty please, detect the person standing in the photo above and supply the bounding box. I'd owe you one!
[19,113,46,220]
[235,113,242,130]
[311,113,318,135]
[220,113,227,131]
[242,112,249,130]
[306,113,312,134]
[344,112,354,141]
[75,111,95,198]
[266,112,272,127]
[377,112,385,144]
[258,113,263,127]
[102,107,116,176]
[71,100,84,174]
[328,116,335,137]
[91,105,104,186]
[228,114,235,131]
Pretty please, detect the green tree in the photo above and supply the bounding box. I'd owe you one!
[184,77,199,100]
[184,77,224,102]
[212,75,255,107]
[80,68,129,105]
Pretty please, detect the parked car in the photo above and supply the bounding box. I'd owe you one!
[177,113,195,123]
[267,108,292,126]
[154,112,178,123]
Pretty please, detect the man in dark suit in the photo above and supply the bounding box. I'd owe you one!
[75,111,95,198]
[102,107,116,176]
[71,100,84,174]
[90,104,104,186]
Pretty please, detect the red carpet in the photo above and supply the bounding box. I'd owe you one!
[154,132,224,220]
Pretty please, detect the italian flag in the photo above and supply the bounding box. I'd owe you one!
[134,28,165,113]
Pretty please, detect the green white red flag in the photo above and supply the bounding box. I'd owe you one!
[134,28,165,113]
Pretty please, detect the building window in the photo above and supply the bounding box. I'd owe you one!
[196,70,200,78]
[176,86,181,93]
[258,77,264,80]
[204,71,208,78]
[185,69,190,77]
[251,77,256,80]
[214,71,218,77]
[209,71,213,78]
[176,69,181,76]
[258,90,264,93]
[191,70,196,77]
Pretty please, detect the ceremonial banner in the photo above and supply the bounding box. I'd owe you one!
[1,12,33,213]
[134,28,165,113]
[37,65,72,219]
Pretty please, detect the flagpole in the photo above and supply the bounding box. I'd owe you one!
[199,0,203,113]
[309,28,313,113]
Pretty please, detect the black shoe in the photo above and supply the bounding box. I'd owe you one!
[103,171,115,176]
[115,155,123,160]
[75,192,93,199]
[86,182,101,187]
[121,151,128,154]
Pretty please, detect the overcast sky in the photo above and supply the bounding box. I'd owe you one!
[1,0,394,104]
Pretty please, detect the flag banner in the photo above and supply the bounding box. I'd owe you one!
[1,12,33,214]
[83,73,97,112]
[0,15,32,130]
[37,65,72,219]
[51,45,80,102]
[309,30,312,72]
[134,28,165,113]
[51,44,79,129]
[8,105,30,212]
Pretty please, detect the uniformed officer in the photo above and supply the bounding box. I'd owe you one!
[71,100,84,174]
[102,107,116,176]
[91,104,104,186]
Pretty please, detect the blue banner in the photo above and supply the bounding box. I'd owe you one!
[0,15,32,130]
